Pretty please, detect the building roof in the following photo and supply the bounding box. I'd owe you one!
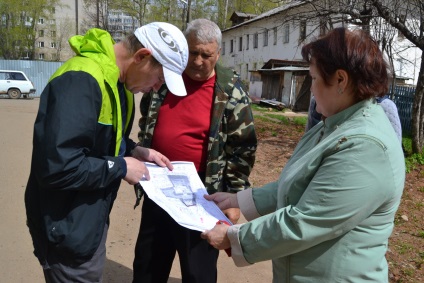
[230,11,257,21]
[261,59,308,69]
[223,0,306,32]
[258,66,310,72]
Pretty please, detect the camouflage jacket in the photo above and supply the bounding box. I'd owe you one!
[138,64,257,194]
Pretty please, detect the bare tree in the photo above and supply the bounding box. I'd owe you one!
[369,0,424,153]
[83,0,110,31]
[276,0,424,153]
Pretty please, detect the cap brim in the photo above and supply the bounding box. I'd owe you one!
[163,67,187,96]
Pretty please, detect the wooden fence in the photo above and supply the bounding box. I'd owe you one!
[389,85,416,134]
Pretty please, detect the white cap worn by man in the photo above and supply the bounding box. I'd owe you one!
[135,22,188,96]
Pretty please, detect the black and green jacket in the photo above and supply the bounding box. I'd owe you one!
[25,29,135,263]
[138,64,257,194]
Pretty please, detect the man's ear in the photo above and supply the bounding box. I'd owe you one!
[133,48,152,63]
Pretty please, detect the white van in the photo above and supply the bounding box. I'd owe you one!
[0,70,36,99]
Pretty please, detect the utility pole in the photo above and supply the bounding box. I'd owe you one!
[75,0,79,34]
[179,0,190,30]
[186,0,191,26]
[96,0,100,28]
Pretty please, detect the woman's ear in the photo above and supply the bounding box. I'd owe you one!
[336,69,349,91]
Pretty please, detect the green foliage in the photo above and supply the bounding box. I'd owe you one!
[402,136,424,173]
[404,152,424,173]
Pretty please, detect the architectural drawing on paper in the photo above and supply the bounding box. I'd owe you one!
[161,175,196,207]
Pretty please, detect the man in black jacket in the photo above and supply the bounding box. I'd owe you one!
[25,22,188,283]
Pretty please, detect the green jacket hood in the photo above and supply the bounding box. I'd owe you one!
[69,29,118,82]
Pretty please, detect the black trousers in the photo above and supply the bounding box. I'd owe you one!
[132,195,219,283]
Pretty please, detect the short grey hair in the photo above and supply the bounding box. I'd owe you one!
[184,18,222,50]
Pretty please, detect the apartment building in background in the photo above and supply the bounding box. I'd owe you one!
[33,0,139,62]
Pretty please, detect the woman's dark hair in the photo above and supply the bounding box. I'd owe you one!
[301,27,389,100]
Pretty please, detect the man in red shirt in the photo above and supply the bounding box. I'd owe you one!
[133,19,257,283]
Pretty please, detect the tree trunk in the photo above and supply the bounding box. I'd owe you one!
[412,59,424,153]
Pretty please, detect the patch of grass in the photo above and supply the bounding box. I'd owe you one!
[264,113,290,124]
[418,231,424,238]
[251,104,284,113]
[418,187,424,193]
[405,153,424,173]
[402,268,415,277]
[396,243,414,254]
[293,116,308,126]
[254,115,277,124]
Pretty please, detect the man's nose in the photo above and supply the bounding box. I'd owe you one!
[193,55,203,65]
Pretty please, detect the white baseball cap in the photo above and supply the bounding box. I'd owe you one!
[134,22,188,96]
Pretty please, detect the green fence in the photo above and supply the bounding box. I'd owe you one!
[389,85,416,134]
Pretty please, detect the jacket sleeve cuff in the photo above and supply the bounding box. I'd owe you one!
[237,188,261,221]
[227,224,252,267]
[125,138,137,156]
[117,157,127,178]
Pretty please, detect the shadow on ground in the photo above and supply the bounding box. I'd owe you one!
[103,258,181,283]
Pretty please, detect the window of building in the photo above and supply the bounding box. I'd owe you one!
[246,34,249,50]
[273,27,277,45]
[299,21,306,42]
[50,19,55,25]
[239,36,243,51]
[222,42,225,55]
[253,62,257,70]
[39,53,44,60]
[230,39,234,53]
[38,18,44,24]
[51,7,55,13]
[50,30,56,37]
[37,41,44,48]
[51,53,57,61]
[283,24,289,43]
[263,29,268,46]
[253,33,258,48]
[39,30,44,37]
[51,42,56,48]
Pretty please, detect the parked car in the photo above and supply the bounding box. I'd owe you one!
[0,70,36,99]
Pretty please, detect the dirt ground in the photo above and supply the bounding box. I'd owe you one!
[0,96,271,283]
[0,95,422,282]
